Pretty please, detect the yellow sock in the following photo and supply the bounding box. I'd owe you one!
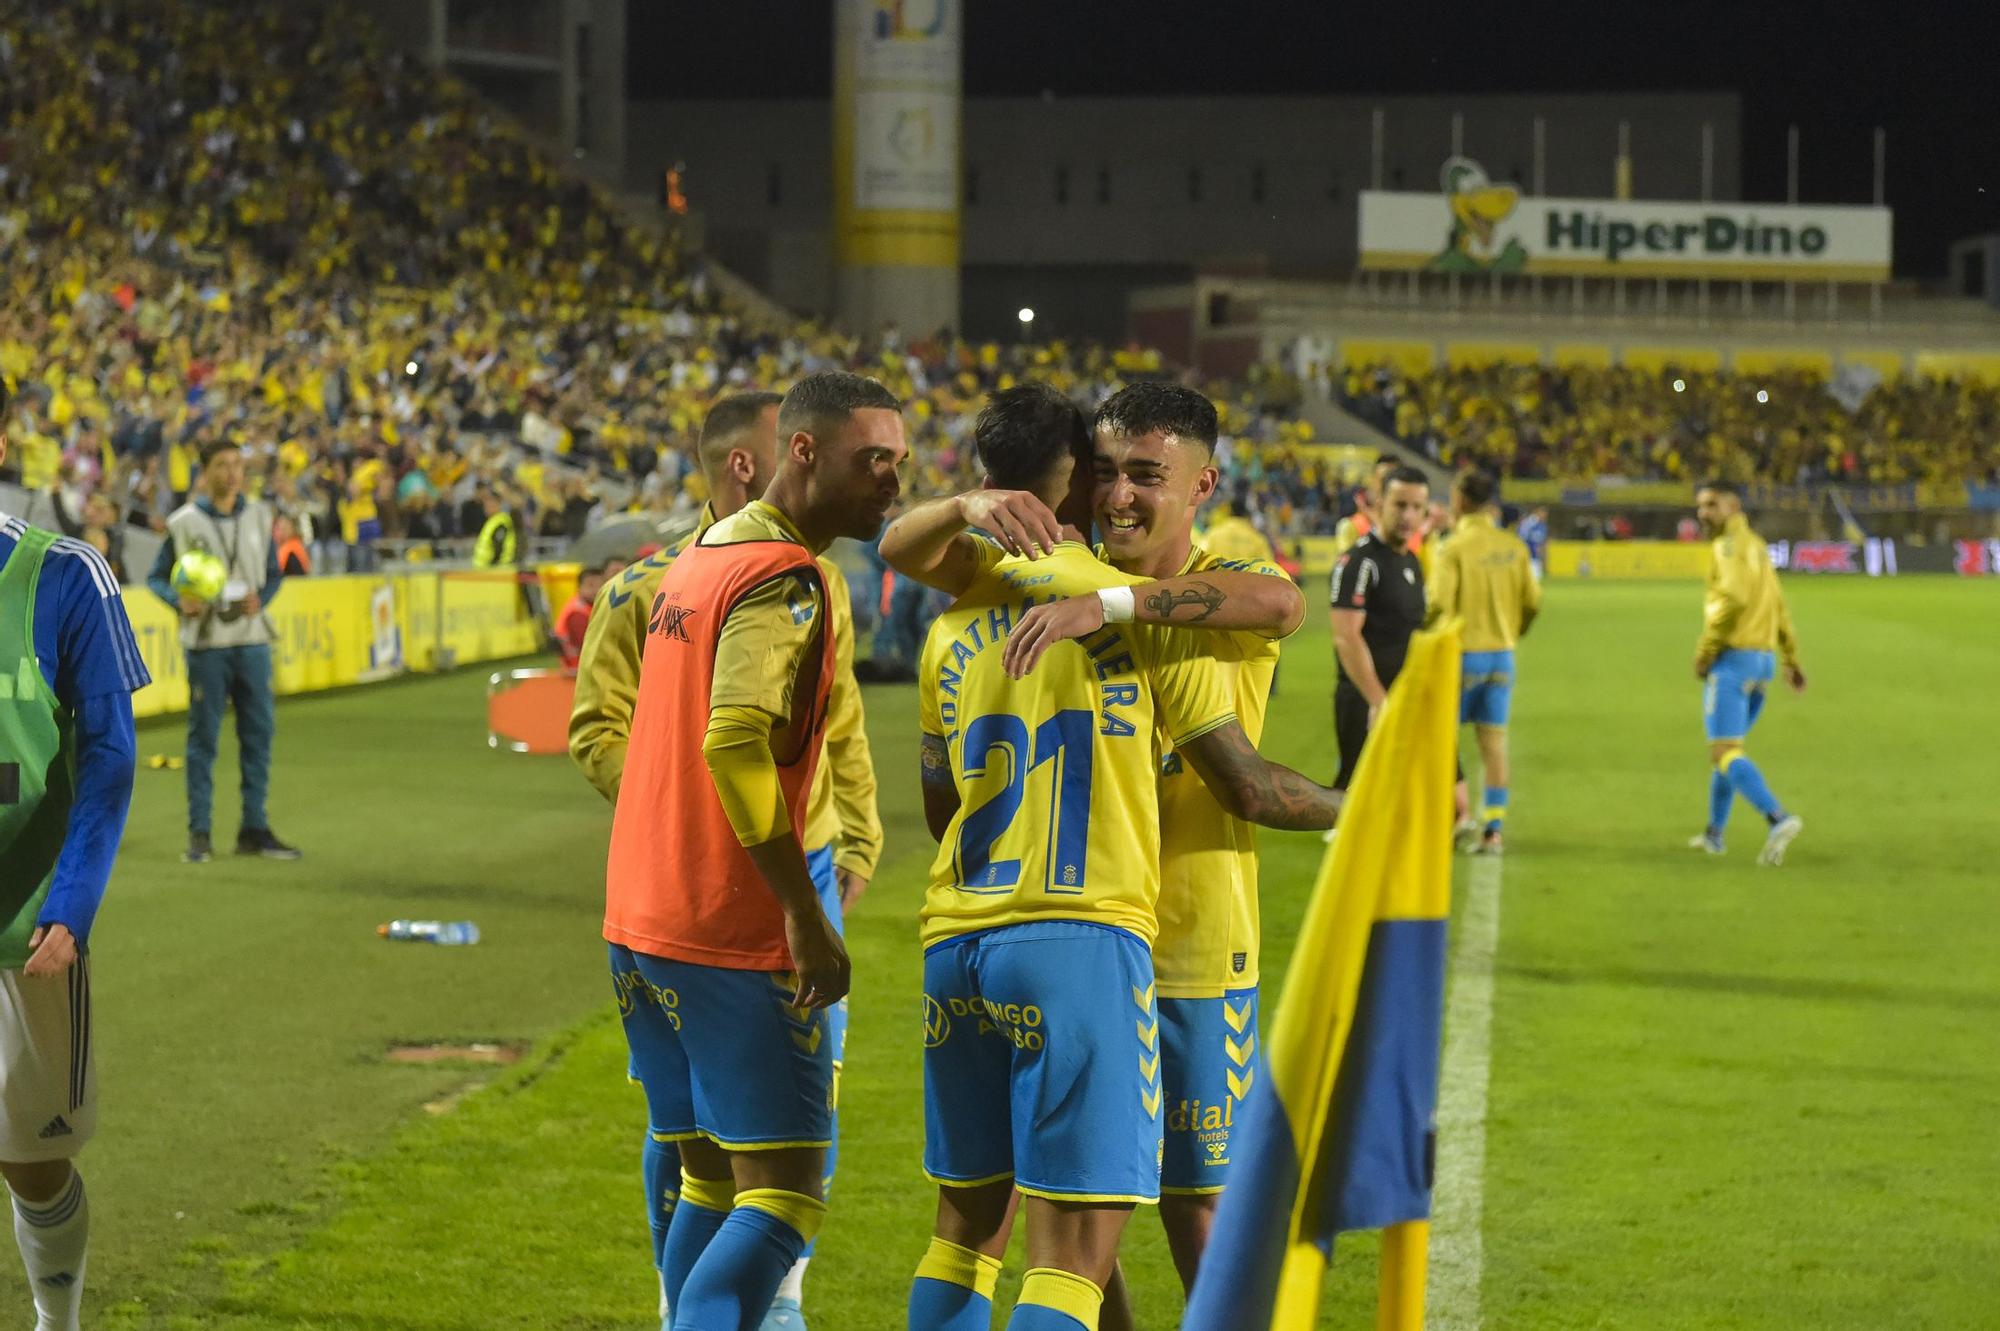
[1018,1267,1104,1328]
[677,1169,734,1213]
[915,1236,1004,1298]
[734,1187,828,1244]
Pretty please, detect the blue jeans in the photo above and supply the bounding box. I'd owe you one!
[185,643,276,835]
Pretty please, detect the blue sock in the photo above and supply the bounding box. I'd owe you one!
[642,1133,680,1274]
[1007,1309,1091,1330]
[673,1192,822,1331]
[908,1237,1002,1331]
[1721,752,1784,822]
[1707,770,1733,836]
[660,1173,732,1314]
[1482,785,1508,835]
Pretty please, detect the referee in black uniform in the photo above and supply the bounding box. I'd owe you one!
[1330,465,1431,793]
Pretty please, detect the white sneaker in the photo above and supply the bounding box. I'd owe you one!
[760,1296,808,1330]
[1688,831,1725,855]
[1757,815,1803,867]
[1453,817,1482,853]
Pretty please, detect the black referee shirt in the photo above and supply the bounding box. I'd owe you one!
[1329,532,1427,687]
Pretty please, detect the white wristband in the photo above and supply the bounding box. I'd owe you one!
[1097,586,1136,624]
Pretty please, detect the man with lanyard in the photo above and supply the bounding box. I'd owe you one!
[146,437,298,863]
[1,382,152,1330]
[571,390,883,1331]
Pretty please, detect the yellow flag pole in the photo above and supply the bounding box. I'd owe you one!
[1376,1220,1430,1331]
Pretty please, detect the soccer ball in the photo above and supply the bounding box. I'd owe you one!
[171,550,228,603]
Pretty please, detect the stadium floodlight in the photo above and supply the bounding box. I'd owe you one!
[1673,378,1687,393]
[1756,389,1770,404]
[1018,307,1035,325]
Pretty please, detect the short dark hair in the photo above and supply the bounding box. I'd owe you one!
[700,391,783,451]
[1385,465,1430,492]
[1093,382,1218,455]
[699,390,783,478]
[1695,478,1741,497]
[974,383,1089,491]
[200,436,241,465]
[777,372,901,445]
[1455,469,1497,508]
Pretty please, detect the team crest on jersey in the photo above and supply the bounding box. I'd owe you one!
[785,583,816,627]
[648,596,695,643]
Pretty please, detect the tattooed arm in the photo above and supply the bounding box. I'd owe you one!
[1001,570,1305,678]
[1178,719,1344,831]
[1136,571,1304,636]
[919,732,960,843]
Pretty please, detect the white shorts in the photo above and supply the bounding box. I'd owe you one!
[0,961,96,1162]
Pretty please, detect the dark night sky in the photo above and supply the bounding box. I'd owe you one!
[627,0,1997,277]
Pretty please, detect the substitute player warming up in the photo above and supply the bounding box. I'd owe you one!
[603,373,905,1331]
[1,392,150,1330]
[1689,481,1806,865]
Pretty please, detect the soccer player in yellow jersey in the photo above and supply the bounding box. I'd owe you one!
[569,391,882,1331]
[1689,481,1806,866]
[1197,494,1278,566]
[983,384,1304,1311]
[1428,470,1541,855]
[892,385,1340,1331]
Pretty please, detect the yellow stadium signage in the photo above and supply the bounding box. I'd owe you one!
[1360,157,1891,282]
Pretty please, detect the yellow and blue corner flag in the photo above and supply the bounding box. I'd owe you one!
[1183,623,1461,1330]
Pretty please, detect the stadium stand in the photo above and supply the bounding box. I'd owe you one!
[1344,361,2000,486]
[0,0,1343,580]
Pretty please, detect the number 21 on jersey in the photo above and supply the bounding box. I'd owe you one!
[953,709,1094,895]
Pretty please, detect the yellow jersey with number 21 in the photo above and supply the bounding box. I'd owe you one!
[918,542,1237,950]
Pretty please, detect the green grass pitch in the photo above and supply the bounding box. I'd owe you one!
[10,579,1996,1329]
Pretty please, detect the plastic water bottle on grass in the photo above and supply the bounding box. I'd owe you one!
[378,920,480,945]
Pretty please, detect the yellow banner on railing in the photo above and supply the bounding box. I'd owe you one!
[125,570,548,719]
[1545,540,1712,579]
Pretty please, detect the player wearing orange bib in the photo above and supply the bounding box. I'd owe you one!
[604,372,905,1331]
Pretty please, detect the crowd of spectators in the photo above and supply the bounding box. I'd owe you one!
[1344,362,2000,487]
[1,0,1337,579]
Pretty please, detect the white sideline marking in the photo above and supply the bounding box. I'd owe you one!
[1428,853,1503,1330]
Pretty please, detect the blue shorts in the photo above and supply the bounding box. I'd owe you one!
[611,943,835,1150]
[1703,649,1775,742]
[631,844,846,1096]
[1159,988,1261,1194]
[923,921,1163,1203]
[1461,650,1515,727]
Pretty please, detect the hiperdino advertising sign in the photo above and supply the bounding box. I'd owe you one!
[1359,158,1891,281]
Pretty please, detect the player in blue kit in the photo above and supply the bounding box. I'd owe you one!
[1,382,152,1331]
